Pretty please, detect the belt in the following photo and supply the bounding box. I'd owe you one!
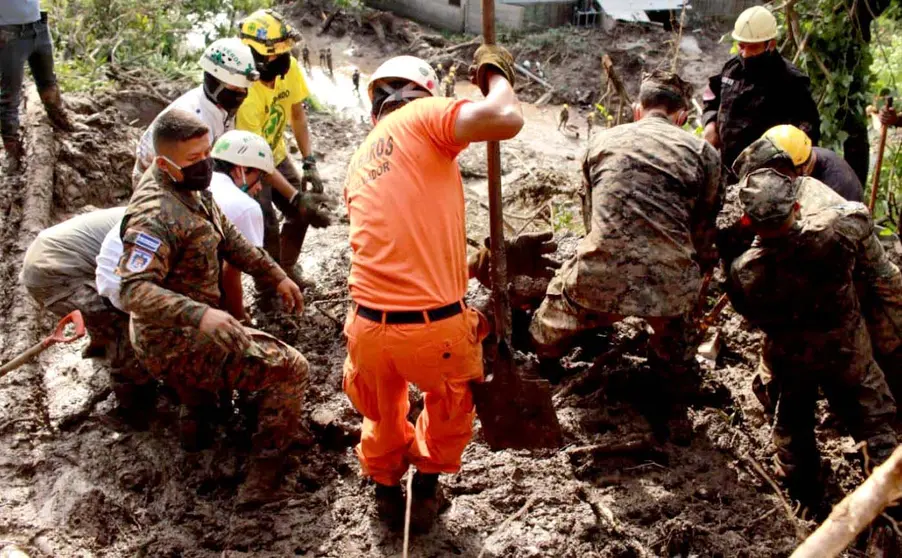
[0,12,47,33]
[353,300,465,325]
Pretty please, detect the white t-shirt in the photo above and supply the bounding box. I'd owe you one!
[96,172,264,311]
[133,87,233,180]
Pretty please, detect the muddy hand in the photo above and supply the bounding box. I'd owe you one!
[276,277,305,314]
[880,106,898,127]
[302,156,324,194]
[506,231,560,279]
[199,308,251,352]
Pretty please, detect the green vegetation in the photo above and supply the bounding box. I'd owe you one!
[46,0,273,91]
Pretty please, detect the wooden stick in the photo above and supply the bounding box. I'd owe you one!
[403,467,414,558]
[791,445,902,558]
[870,97,894,213]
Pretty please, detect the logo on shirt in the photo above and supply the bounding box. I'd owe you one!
[722,77,736,87]
[126,248,154,273]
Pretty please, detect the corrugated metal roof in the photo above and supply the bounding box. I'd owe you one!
[600,0,686,20]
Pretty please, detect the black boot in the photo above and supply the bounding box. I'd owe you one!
[374,482,405,530]
[110,376,157,430]
[2,136,23,172]
[178,404,217,452]
[38,85,74,132]
[410,472,446,534]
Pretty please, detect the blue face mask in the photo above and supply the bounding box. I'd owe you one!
[238,167,250,193]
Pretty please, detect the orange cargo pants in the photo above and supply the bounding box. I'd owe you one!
[342,305,489,486]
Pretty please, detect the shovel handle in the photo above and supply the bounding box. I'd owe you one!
[0,311,86,378]
[481,0,513,347]
[870,96,893,213]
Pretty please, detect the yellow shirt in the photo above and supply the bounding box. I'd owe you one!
[236,56,309,165]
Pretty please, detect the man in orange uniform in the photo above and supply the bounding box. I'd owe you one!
[342,50,554,531]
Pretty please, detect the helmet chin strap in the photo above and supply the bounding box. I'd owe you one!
[374,81,431,121]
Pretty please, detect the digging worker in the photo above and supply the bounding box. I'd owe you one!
[724,137,902,418]
[726,169,898,510]
[99,130,272,324]
[702,5,820,173]
[762,125,864,203]
[1,0,73,170]
[342,50,557,532]
[531,71,722,381]
[301,44,310,70]
[19,207,159,425]
[352,68,361,97]
[133,38,259,185]
[326,48,333,76]
[237,9,335,291]
[118,109,309,506]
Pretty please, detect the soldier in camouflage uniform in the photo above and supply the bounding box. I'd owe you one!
[727,169,898,508]
[118,109,308,506]
[530,71,722,367]
[723,138,902,411]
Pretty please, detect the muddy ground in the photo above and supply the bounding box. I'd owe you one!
[0,8,886,558]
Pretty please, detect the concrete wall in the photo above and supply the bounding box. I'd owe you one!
[366,0,526,33]
[367,0,467,32]
[521,3,572,30]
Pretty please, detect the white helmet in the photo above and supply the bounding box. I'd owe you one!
[212,130,275,174]
[200,38,260,88]
[368,55,439,104]
[732,6,777,43]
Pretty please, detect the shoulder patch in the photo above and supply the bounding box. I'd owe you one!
[135,232,162,253]
[126,248,154,273]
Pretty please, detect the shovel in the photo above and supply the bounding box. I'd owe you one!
[470,0,562,451]
[0,310,86,378]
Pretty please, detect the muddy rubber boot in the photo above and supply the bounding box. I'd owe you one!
[81,337,108,359]
[110,377,157,431]
[38,85,74,132]
[237,454,292,508]
[373,482,405,530]
[2,136,23,172]
[178,404,217,452]
[410,471,446,534]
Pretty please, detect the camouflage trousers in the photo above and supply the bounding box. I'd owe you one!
[133,325,309,455]
[529,273,696,364]
[765,321,897,494]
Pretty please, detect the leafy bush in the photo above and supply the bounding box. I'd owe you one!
[46,0,273,91]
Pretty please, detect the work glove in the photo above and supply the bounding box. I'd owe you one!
[469,44,516,96]
[473,231,560,287]
[301,155,324,194]
[289,191,337,229]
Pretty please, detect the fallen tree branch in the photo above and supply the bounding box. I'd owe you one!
[477,494,539,558]
[742,454,807,541]
[791,445,902,558]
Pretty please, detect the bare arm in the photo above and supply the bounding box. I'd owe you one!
[291,102,313,159]
[221,261,246,321]
[454,72,524,144]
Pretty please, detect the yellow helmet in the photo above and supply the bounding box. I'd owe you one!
[763,125,812,166]
[563,104,569,109]
[239,9,301,55]
[732,6,777,43]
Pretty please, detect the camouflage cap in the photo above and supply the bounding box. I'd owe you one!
[639,70,694,109]
[738,168,799,226]
[732,137,796,179]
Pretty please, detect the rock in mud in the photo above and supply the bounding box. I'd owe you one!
[39,344,110,428]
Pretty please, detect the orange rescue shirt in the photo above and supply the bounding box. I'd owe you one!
[344,97,471,311]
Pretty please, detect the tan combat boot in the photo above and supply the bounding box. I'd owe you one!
[38,85,74,132]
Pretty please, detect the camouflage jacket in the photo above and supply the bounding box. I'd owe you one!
[118,168,286,362]
[729,203,881,345]
[566,114,722,317]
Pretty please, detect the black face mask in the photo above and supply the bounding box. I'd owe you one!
[740,49,777,74]
[163,156,213,191]
[258,53,291,81]
[203,73,248,112]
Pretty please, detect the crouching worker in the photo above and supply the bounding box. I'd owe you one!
[118,109,308,506]
[727,169,898,511]
[341,48,554,532]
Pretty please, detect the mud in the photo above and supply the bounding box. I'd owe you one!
[0,10,888,558]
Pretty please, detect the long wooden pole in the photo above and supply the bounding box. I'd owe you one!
[481,0,511,347]
[869,97,893,213]
[791,445,902,558]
